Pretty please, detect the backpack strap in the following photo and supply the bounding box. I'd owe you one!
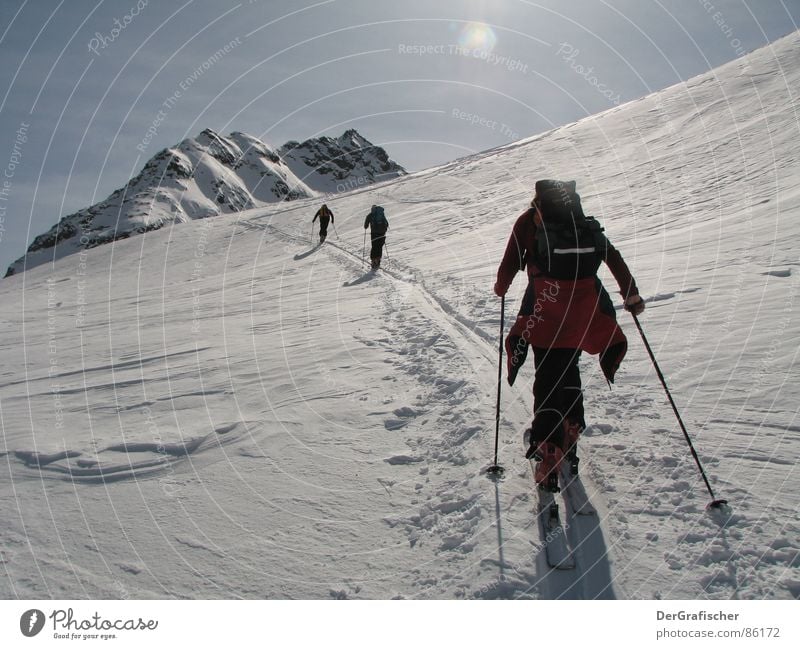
[533,214,606,279]
[583,216,609,258]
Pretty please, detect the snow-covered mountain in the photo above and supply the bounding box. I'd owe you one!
[4,128,404,277]
[278,129,405,193]
[0,32,798,600]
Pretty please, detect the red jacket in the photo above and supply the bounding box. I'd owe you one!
[496,208,636,384]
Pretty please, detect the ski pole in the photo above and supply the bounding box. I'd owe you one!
[332,222,339,239]
[487,295,505,476]
[631,313,727,509]
[383,240,390,260]
[362,230,367,268]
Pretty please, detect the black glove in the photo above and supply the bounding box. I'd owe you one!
[624,294,645,316]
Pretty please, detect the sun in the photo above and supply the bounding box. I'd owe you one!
[459,21,497,53]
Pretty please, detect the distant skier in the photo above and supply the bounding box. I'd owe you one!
[364,205,389,269]
[494,179,645,492]
[313,204,334,243]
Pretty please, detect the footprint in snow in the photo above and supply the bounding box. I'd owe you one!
[384,455,423,465]
[584,423,615,436]
[393,406,418,418]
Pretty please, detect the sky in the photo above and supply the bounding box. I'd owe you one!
[0,0,798,273]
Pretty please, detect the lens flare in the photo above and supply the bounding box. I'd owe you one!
[459,22,497,53]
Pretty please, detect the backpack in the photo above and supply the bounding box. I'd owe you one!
[532,181,605,280]
[370,206,388,230]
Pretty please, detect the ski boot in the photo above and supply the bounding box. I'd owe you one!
[563,419,583,476]
[319,233,326,243]
[371,257,381,270]
[534,442,564,493]
[523,427,537,459]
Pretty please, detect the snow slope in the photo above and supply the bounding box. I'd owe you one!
[5,128,405,278]
[0,31,798,599]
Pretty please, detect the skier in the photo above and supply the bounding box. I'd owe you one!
[364,205,389,270]
[494,179,645,492]
[313,204,334,243]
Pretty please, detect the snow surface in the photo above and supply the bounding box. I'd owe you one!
[0,31,798,600]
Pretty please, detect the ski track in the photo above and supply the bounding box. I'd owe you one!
[257,215,622,599]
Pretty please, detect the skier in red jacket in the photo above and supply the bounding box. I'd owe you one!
[494,180,645,491]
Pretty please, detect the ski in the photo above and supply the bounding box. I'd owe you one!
[559,464,596,516]
[523,429,575,569]
[530,460,576,570]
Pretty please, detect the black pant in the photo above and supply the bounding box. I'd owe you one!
[370,230,386,259]
[530,347,585,449]
[319,217,330,238]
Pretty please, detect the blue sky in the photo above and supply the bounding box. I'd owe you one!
[0,0,798,272]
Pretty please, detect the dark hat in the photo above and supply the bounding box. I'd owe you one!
[535,179,576,200]
[533,180,582,221]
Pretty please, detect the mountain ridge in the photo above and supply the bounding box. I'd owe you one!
[5,128,405,277]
